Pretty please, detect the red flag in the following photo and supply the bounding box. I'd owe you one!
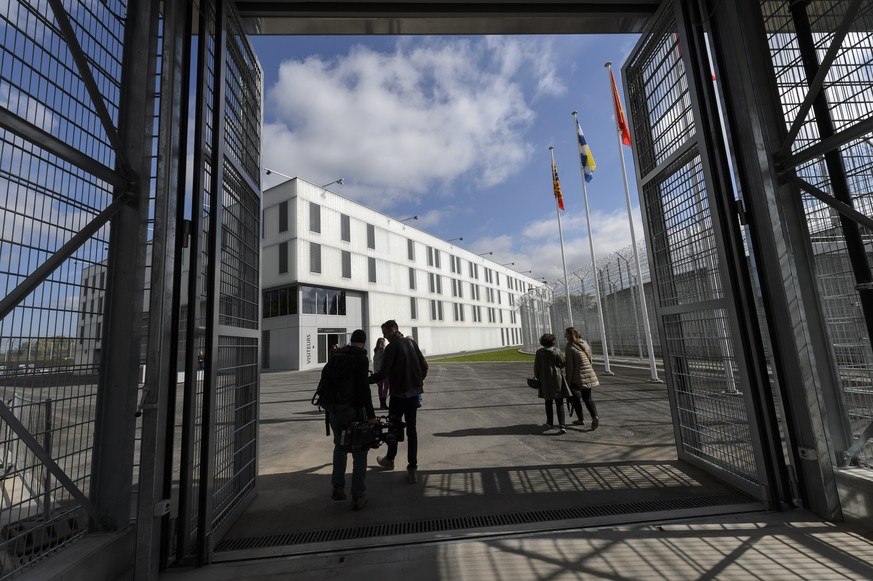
[551,157,564,211]
[610,68,632,147]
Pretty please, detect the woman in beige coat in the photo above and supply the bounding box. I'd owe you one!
[564,327,600,430]
[533,333,573,433]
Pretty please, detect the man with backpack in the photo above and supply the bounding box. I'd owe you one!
[316,329,376,510]
[368,320,428,484]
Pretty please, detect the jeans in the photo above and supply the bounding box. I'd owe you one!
[545,398,566,426]
[570,387,598,420]
[386,395,418,470]
[328,406,368,497]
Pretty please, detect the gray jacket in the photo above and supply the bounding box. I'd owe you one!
[565,340,599,389]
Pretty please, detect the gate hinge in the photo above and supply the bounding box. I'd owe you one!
[154,499,171,517]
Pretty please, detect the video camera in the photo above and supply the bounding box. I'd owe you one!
[340,415,406,450]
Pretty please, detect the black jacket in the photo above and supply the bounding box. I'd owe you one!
[368,332,428,397]
[327,345,376,420]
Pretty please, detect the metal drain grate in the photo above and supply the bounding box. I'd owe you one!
[214,493,755,552]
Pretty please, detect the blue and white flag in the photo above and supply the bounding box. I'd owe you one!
[576,119,597,183]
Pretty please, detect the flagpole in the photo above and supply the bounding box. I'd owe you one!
[605,61,661,383]
[572,111,612,375]
[549,146,574,329]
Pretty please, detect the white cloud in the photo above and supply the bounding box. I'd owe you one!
[489,206,645,281]
[262,37,564,209]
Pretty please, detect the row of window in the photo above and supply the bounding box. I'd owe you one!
[277,200,531,293]
[412,297,518,325]
[263,285,347,318]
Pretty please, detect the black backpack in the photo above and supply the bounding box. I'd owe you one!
[311,349,356,409]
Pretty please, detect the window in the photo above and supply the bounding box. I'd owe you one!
[342,250,351,278]
[499,310,504,323]
[409,267,416,290]
[279,241,288,274]
[299,286,345,315]
[410,297,418,320]
[428,273,435,293]
[341,214,350,242]
[453,302,465,322]
[279,201,288,232]
[367,224,375,249]
[455,256,462,273]
[430,300,444,321]
[436,275,443,294]
[263,285,299,318]
[368,257,376,282]
[434,249,441,269]
[408,238,415,261]
[427,246,434,267]
[472,305,481,322]
[310,201,321,233]
[310,242,321,273]
[449,255,456,273]
[497,290,502,304]
[451,279,458,297]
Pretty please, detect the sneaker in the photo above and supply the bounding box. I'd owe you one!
[558,426,567,434]
[572,419,585,426]
[352,496,368,511]
[591,417,599,430]
[377,456,395,470]
[331,486,346,501]
[407,469,417,484]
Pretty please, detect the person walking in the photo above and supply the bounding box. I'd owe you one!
[319,329,377,510]
[368,320,428,484]
[564,326,600,430]
[533,333,572,434]
[373,337,390,409]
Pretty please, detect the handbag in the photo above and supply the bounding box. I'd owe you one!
[526,377,541,389]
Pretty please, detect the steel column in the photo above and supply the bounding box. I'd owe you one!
[89,0,161,531]
[134,0,191,577]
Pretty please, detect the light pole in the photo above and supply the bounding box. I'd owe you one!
[264,168,294,181]
[447,236,463,243]
[320,178,344,188]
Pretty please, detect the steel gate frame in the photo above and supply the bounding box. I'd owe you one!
[623,0,789,504]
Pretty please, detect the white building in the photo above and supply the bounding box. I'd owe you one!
[261,177,541,370]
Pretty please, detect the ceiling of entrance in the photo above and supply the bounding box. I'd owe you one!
[235,1,660,35]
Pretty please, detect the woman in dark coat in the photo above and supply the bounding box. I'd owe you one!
[564,326,600,430]
[533,333,573,433]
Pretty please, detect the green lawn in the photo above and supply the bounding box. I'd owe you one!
[430,349,535,362]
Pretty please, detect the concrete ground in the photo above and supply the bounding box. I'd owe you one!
[159,359,873,580]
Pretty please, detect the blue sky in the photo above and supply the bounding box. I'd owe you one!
[251,34,644,281]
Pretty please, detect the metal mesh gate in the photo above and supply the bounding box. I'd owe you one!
[0,1,130,577]
[624,1,767,496]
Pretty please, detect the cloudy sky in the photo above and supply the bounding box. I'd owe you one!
[251,34,643,281]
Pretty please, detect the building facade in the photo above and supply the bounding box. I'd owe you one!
[261,178,540,370]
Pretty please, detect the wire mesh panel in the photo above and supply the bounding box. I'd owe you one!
[0,1,128,577]
[210,336,257,531]
[762,0,873,469]
[625,0,763,493]
[192,0,261,556]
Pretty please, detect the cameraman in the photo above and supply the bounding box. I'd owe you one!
[368,320,428,484]
[325,329,377,511]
